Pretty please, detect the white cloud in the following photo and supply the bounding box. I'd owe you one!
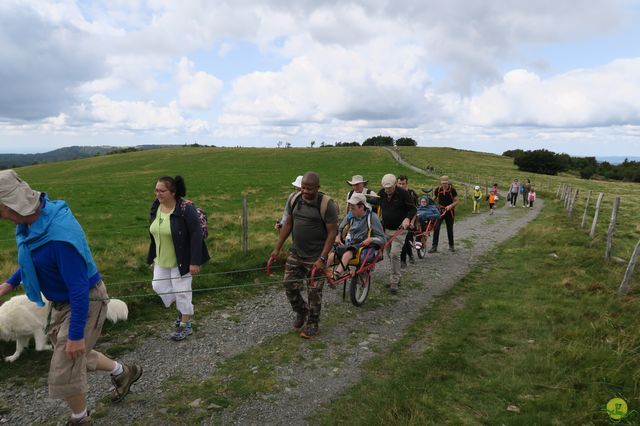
[220,39,430,128]
[176,57,223,110]
[468,58,640,127]
[81,94,209,133]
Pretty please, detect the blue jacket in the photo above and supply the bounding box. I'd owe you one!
[147,197,210,276]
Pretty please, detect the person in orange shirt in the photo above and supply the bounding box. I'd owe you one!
[488,189,498,214]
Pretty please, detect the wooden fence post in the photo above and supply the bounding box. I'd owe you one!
[564,187,571,209]
[589,192,605,238]
[568,188,579,218]
[618,238,640,295]
[581,190,592,228]
[242,194,248,254]
[605,197,621,260]
[556,183,563,199]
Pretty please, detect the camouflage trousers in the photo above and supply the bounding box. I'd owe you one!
[283,251,325,325]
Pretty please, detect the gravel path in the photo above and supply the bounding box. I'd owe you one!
[0,191,542,425]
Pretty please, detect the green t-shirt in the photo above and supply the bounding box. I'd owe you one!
[150,208,177,268]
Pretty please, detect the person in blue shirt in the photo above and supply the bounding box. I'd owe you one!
[0,170,142,425]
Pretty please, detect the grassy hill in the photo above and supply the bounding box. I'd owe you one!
[0,146,638,423]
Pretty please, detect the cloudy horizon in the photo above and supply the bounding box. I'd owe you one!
[1,0,639,156]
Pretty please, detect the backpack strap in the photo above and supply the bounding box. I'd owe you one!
[289,191,333,223]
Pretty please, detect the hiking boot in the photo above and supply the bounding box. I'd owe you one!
[66,412,93,425]
[401,261,407,269]
[171,322,193,341]
[293,307,308,330]
[300,323,318,339]
[390,282,399,294]
[449,245,456,252]
[110,364,143,403]
[428,246,438,253]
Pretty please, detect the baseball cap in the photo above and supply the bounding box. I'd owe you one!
[381,173,396,188]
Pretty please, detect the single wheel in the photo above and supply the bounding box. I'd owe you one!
[350,269,371,307]
[416,233,427,258]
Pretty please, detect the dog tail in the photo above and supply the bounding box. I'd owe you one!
[106,299,129,323]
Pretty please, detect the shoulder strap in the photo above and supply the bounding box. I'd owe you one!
[289,191,303,211]
[319,193,330,220]
[367,212,372,238]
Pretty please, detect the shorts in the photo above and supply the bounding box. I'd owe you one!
[47,281,109,399]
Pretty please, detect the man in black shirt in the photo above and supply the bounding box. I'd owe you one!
[378,173,417,293]
[429,175,459,252]
[396,175,418,267]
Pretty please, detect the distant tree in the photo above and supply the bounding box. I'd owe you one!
[362,135,394,146]
[335,141,360,147]
[310,141,316,148]
[285,142,292,148]
[514,149,569,175]
[395,137,417,146]
[503,149,525,159]
[277,141,283,148]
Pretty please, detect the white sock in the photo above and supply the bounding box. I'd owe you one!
[71,408,88,420]
[110,361,123,376]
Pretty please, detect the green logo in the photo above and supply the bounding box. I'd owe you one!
[607,398,628,421]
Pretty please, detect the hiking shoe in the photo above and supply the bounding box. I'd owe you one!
[300,323,318,339]
[428,247,438,253]
[449,246,456,252]
[401,261,407,269]
[110,364,143,403]
[293,307,308,330]
[66,412,93,425]
[390,282,399,294]
[171,323,193,341]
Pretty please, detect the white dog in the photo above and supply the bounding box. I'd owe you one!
[0,295,128,362]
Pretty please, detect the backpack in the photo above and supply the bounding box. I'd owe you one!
[180,199,209,239]
[289,191,338,224]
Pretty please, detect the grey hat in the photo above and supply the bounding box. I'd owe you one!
[0,170,41,216]
[347,192,371,209]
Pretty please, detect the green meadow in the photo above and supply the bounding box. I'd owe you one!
[0,146,638,424]
[399,146,640,259]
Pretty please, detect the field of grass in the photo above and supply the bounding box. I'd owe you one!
[1,146,639,425]
[315,195,640,425]
[399,146,640,260]
[0,146,434,379]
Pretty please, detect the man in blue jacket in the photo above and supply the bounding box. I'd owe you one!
[0,170,143,425]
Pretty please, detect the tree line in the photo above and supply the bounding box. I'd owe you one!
[504,149,640,182]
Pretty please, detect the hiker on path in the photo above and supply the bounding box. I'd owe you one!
[429,175,459,253]
[377,173,416,293]
[472,185,483,213]
[270,172,339,338]
[147,175,210,341]
[396,175,418,268]
[522,178,532,207]
[0,169,143,425]
[345,174,380,214]
[508,178,520,207]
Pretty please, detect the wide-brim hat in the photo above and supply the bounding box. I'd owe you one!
[347,175,368,185]
[347,192,371,209]
[0,170,41,216]
[291,175,303,188]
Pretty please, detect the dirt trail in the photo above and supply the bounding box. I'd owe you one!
[0,154,542,425]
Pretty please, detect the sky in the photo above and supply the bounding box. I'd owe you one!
[1,0,639,156]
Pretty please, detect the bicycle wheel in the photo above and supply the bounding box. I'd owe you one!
[416,234,427,259]
[350,269,371,307]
